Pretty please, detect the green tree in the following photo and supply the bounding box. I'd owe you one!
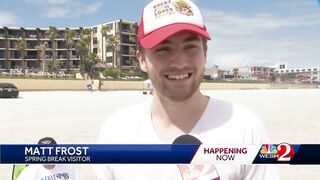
[35,42,49,72]
[86,52,101,65]
[75,39,89,74]
[106,34,119,68]
[100,25,111,62]
[46,26,58,63]
[85,52,102,78]
[47,60,61,73]
[131,61,148,79]
[16,38,27,72]
[64,29,76,73]
[82,28,93,50]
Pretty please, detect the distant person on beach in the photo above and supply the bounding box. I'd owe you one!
[95,0,278,179]
[17,137,79,180]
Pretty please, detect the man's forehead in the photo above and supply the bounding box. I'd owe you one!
[158,32,202,45]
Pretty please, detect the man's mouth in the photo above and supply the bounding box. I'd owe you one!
[164,73,192,80]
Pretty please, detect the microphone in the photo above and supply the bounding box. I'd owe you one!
[172,134,202,145]
[172,134,220,180]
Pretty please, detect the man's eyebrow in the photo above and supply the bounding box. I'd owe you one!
[158,39,170,45]
[183,35,201,43]
[157,35,201,46]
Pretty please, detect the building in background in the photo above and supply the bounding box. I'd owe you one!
[92,20,138,70]
[203,65,220,80]
[0,27,82,71]
[0,19,138,72]
[275,67,320,83]
[231,66,275,81]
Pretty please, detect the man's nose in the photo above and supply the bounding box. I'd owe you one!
[169,50,188,69]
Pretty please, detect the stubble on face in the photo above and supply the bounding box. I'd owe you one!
[150,66,205,102]
[143,34,207,102]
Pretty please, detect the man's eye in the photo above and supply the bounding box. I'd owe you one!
[155,47,170,52]
[185,44,197,50]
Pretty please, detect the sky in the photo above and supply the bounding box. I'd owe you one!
[1,0,320,70]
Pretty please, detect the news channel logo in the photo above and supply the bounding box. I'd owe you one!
[259,143,294,162]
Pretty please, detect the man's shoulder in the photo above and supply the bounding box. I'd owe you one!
[198,98,269,143]
[207,98,260,122]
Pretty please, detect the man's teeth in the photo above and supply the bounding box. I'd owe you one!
[167,74,189,80]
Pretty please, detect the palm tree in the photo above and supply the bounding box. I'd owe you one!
[64,29,76,73]
[233,68,239,80]
[16,38,27,73]
[106,34,119,68]
[100,25,110,62]
[86,52,101,65]
[85,52,102,78]
[82,28,93,50]
[75,38,89,74]
[35,42,49,72]
[46,26,58,63]
[47,59,61,73]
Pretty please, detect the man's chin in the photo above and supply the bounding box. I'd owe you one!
[163,90,196,102]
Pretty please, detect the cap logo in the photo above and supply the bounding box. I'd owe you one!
[153,0,193,19]
[173,0,193,16]
[140,0,211,49]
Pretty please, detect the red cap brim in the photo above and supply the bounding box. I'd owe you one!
[139,23,211,49]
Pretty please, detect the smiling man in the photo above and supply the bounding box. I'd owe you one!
[95,0,278,179]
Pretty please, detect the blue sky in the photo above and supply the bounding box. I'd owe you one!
[1,0,320,70]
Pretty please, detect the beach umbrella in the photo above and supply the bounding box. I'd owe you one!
[92,62,107,70]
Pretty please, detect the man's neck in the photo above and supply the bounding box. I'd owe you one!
[151,91,209,142]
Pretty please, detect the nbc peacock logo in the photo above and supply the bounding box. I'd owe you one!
[259,144,278,159]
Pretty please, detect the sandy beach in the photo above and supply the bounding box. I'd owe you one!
[1,89,320,179]
[0,78,318,91]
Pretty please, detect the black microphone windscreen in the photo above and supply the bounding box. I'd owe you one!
[172,134,202,145]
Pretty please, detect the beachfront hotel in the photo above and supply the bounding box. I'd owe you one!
[275,67,320,83]
[231,66,276,82]
[228,65,320,83]
[0,19,138,72]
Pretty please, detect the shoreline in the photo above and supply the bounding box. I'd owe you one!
[0,78,318,91]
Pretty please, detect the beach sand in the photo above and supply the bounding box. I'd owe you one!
[0,78,318,91]
[1,90,320,179]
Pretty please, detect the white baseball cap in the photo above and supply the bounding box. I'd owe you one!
[138,0,211,49]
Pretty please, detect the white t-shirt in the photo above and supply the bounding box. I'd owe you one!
[17,164,79,180]
[94,98,279,180]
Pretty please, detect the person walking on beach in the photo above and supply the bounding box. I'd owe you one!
[17,137,79,180]
[95,0,278,179]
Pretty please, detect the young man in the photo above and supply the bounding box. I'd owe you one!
[95,0,278,179]
[17,137,79,180]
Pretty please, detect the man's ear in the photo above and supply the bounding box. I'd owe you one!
[136,50,147,72]
[204,43,208,64]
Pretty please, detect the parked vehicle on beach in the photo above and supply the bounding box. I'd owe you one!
[0,83,19,98]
